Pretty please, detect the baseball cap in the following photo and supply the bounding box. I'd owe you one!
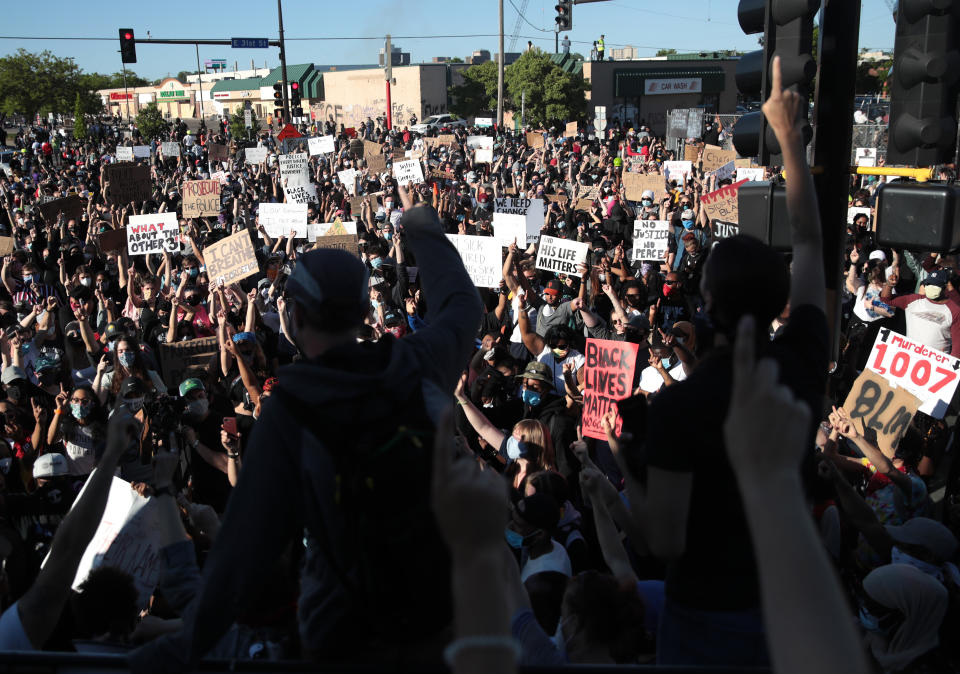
[868,249,887,262]
[33,453,69,479]
[681,208,695,220]
[286,249,369,314]
[1,366,26,385]
[179,378,205,397]
[641,189,654,200]
[925,269,950,288]
[626,314,651,332]
[886,517,958,563]
[544,279,563,296]
[34,353,61,373]
[516,493,561,531]
[103,322,123,341]
[231,332,256,344]
[516,360,553,384]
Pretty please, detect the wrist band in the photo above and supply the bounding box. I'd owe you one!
[54,409,62,415]
[227,451,240,460]
[443,636,520,666]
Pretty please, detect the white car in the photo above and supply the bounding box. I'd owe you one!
[410,114,467,134]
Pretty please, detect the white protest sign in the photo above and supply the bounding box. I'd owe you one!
[475,117,493,128]
[474,148,493,164]
[393,159,425,185]
[133,145,151,159]
[244,109,252,128]
[127,212,180,256]
[337,169,358,196]
[245,147,267,164]
[535,235,588,277]
[493,212,528,248]
[278,152,317,204]
[632,220,671,262]
[856,147,877,167]
[307,220,358,241]
[494,197,543,244]
[736,167,765,182]
[847,206,872,224]
[466,135,493,151]
[0,163,11,178]
[711,160,735,181]
[116,146,134,162]
[664,161,693,182]
[867,328,960,418]
[160,142,180,157]
[258,202,308,238]
[446,235,502,288]
[64,473,164,609]
[309,135,335,156]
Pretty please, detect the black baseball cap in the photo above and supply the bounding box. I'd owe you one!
[285,249,369,314]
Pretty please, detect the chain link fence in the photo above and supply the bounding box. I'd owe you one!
[716,114,741,152]
[850,124,888,164]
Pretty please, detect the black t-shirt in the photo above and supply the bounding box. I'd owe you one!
[644,304,828,610]
[188,410,230,513]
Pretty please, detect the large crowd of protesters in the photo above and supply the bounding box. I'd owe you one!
[0,57,955,674]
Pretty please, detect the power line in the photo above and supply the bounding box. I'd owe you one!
[506,0,554,33]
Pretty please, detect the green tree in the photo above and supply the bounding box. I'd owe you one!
[448,61,499,119]
[856,59,892,94]
[229,107,261,140]
[176,71,194,84]
[135,103,168,141]
[504,50,588,127]
[0,49,89,120]
[448,57,464,64]
[73,93,88,140]
[655,48,677,57]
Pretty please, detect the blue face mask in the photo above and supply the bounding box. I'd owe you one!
[682,219,695,229]
[504,528,524,549]
[383,231,393,241]
[119,352,136,369]
[186,267,199,279]
[370,257,383,269]
[70,402,92,420]
[521,388,542,407]
[22,275,33,285]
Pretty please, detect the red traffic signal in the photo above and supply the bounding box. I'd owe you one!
[119,28,136,64]
[291,82,299,90]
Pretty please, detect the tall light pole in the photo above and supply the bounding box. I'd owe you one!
[497,0,504,129]
[278,0,290,124]
[385,34,393,130]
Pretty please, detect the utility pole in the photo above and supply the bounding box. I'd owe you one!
[120,65,130,123]
[497,0,504,129]
[555,31,559,53]
[385,34,393,130]
[277,0,290,124]
[195,43,205,130]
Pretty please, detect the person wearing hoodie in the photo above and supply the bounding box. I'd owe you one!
[129,185,481,672]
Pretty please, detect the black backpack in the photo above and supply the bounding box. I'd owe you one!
[273,384,452,643]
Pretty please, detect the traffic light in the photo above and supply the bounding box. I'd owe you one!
[273,81,283,113]
[555,0,572,32]
[887,1,960,167]
[732,0,817,164]
[119,28,136,64]
[290,82,301,118]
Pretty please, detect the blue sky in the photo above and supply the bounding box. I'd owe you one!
[2,0,897,80]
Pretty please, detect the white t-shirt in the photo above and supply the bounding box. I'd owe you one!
[852,283,892,323]
[521,541,572,583]
[638,358,688,394]
[536,345,585,396]
[903,298,955,354]
[510,294,537,345]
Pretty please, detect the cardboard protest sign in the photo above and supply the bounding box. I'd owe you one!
[0,237,14,256]
[575,197,596,211]
[63,474,164,609]
[133,145,151,159]
[98,227,126,252]
[712,220,741,240]
[258,202,308,238]
[545,194,569,204]
[843,368,922,456]
[700,178,748,224]
[160,142,180,157]
[445,234,502,288]
[565,121,578,137]
[116,146,134,161]
[363,140,382,158]
[127,213,179,256]
[711,160,736,181]
[663,161,693,182]
[636,174,666,201]
[366,153,387,173]
[313,234,360,258]
[393,159,425,185]
[474,148,493,164]
[278,153,317,204]
[159,336,218,389]
[736,167,765,182]
[466,135,493,151]
[535,235,588,277]
[309,135,335,156]
[526,132,545,148]
[632,220,671,262]
[337,169,358,195]
[856,147,877,167]
[348,195,366,213]
[495,197,542,244]
[735,158,757,168]
[493,212,528,248]
[581,339,640,440]
[208,143,228,161]
[181,179,222,218]
[436,134,456,146]
[244,147,267,164]
[701,145,736,173]
[847,206,872,225]
[684,143,701,163]
[622,172,656,202]
[103,164,152,205]
[203,230,258,285]
[866,328,960,418]
[38,195,84,223]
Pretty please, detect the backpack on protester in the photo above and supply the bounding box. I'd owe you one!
[272,385,452,644]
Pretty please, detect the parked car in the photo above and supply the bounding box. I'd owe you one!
[410,114,467,134]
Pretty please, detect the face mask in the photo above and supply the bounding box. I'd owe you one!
[482,402,495,409]
[552,347,569,359]
[504,527,524,549]
[22,275,32,285]
[521,388,542,407]
[186,268,199,279]
[597,273,606,283]
[505,435,524,460]
[924,285,943,300]
[682,219,695,229]
[81,279,94,290]
[386,325,405,339]
[185,398,209,419]
[71,402,92,420]
[384,231,393,241]
[641,199,652,207]
[0,458,11,475]
[663,283,677,297]
[119,352,136,369]
[384,201,393,210]
[123,396,145,414]
[370,257,383,270]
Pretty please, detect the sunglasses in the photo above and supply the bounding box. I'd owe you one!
[664,280,679,286]
[548,342,569,350]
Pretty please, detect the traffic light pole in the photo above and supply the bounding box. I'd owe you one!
[195,43,205,130]
[120,65,130,123]
[812,0,861,361]
[277,0,290,125]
